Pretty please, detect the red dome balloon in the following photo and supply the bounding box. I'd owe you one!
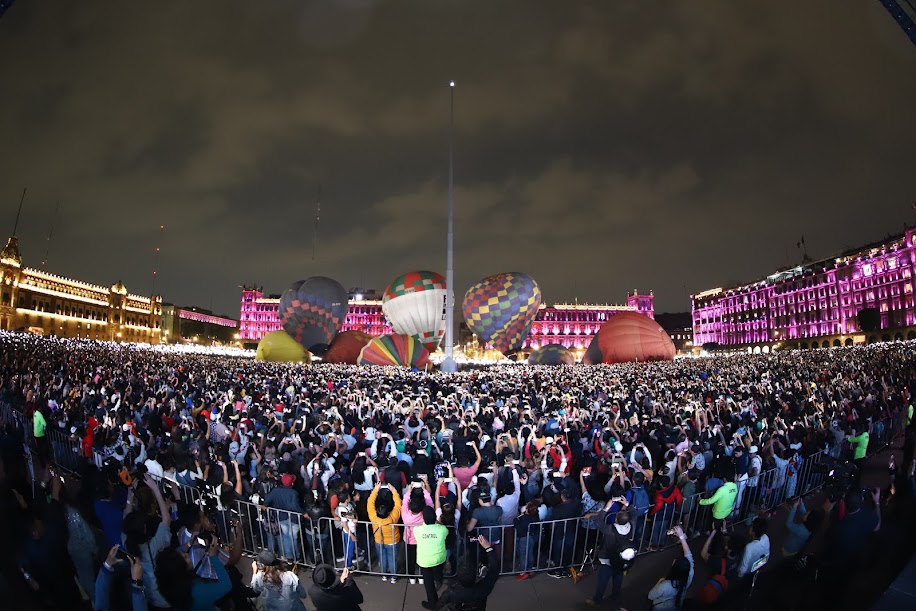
[590,312,675,364]
[324,331,374,364]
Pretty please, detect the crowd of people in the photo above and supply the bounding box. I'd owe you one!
[0,330,914,610]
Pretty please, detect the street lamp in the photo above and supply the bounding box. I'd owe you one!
[441,80,458,373]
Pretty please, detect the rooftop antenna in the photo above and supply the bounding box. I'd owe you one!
[41,201,60,268]
[151,224,164,295]
[12,187,26,236]
[313,185,321,262]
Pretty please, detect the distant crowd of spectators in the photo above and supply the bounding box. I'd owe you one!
[0,331,913,610]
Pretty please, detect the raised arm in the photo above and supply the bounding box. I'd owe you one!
[144,474,171,527]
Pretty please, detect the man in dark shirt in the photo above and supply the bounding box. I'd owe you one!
[265,473,304,562]
[425,535,499,610]
[548,487,582,575]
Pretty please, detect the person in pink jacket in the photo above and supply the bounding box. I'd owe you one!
[402,481,433,585]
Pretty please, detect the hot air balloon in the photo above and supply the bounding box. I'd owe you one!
[324,330,374,364]
[358,334,431,368]
[462,272,542,354]
[582,334,603,365]
[255,330,311,363]
[278,277,348,354]
[585,312,675,364]
[528,343,575,366]
[382,271,447,351]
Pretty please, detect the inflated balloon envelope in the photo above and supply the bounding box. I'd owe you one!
[583,311,675,364]
[382,271,447,351]
[358,333,431,368]
[324,330,374,364]
[278,276,348,355]
[462,272,542,355]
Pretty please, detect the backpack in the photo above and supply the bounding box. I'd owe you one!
[695,558,729,604]
[605,529,637,571]
[631,486,651,516]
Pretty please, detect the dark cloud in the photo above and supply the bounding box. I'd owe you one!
[0,1,914,317]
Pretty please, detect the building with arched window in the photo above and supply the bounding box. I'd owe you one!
[0,236,162,343]
[692,228,916,351]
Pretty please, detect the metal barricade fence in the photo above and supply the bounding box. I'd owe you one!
[47,425,84,475]
[1,399,901,581]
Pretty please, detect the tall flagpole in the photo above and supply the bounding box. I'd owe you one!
[442,81,458,373]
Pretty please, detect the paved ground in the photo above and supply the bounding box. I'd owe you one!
[240,440,912,611]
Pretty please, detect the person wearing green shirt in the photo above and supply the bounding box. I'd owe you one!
[415,506,448,608]
[699,475,738,526]
[847,429,869,460]
[906,404,913,428]
[33,407,49,464]
[33,408,47,438]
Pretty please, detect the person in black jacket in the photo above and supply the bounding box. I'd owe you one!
[586,500,635,607]
[308,564,363,611]
[424,534,499,610]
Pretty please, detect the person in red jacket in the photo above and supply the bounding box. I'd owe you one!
[649,475,683,550]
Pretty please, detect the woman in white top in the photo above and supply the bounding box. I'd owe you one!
[351,454,378,493]
[496,466,521,525]
[647,526,694,610]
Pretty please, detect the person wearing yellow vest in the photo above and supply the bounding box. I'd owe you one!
[907,403,913,428]
[416,506,448,609]
[367,482,402,583]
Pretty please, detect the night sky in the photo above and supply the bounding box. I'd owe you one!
[1,2,914,318]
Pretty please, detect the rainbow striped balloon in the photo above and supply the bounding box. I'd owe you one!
[357,333,431,368]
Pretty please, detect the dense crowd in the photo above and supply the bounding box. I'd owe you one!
[0,330,914,611]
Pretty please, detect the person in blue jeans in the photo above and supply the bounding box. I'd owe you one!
[514,501,541,579]
[586,502,635,607]
[265,474,305,563]
[650,476,683,549]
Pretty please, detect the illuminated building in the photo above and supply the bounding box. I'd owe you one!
[161,304,238,344]
[0,236,162,343]
[240,286,656,351]
[239,286,392,341]
[524,291,656,351]
[692,228,916,351]
[656,312,694,354]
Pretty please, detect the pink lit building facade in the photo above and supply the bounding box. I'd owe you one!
[693,229,916,349]
[524,291,656,351]
[241,286,657,350]
[239,286,391,341]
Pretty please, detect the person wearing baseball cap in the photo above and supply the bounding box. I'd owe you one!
[308,564,363,611]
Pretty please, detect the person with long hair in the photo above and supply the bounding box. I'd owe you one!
[402,481,433,585]
[251,550,307,611]
[647,525,694,610]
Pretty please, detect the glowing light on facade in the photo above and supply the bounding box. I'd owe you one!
[693,228,916,347]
